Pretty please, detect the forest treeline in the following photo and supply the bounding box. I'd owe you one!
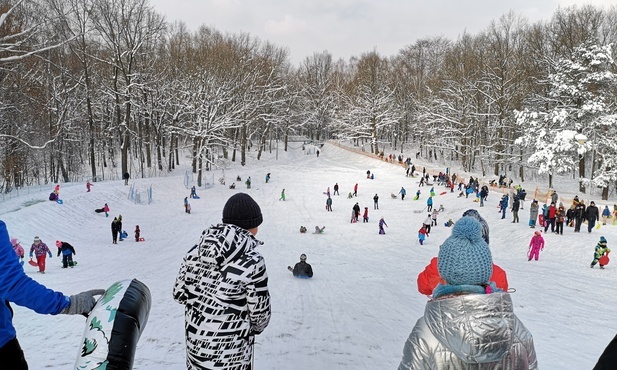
[0,1,616,198]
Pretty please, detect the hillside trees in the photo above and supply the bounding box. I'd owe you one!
[515,43,616,197]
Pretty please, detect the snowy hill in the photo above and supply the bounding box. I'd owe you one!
[2,142,615,369]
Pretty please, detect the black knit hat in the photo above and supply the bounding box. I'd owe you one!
[222,193,263,230]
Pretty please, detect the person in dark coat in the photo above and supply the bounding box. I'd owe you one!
[353,203,361,222]
[123,172,130,185]
[333,183,339,195]
[586,201,600,233]
[373,194,379,210]
[287,254,313,278]
[594,334,617,369]
[111,217,120,244]
[574,201,586,232]
[511,196,520,223]
[55,240,76,268]
[117,215,124,241]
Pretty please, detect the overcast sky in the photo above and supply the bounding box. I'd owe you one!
[149,0,615,65]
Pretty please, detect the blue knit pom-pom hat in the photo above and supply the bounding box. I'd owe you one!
[438,216,493,286]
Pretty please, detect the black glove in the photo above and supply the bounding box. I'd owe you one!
[61,289,106,316]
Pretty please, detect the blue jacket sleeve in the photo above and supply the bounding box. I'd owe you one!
[0,221,69,314]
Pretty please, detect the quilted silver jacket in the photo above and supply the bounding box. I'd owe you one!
[174,224,271,370]
[398,293,537,370]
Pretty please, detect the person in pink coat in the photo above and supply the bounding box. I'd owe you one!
[528,230,545,261]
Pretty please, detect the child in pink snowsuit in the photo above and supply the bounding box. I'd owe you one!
[528,231,545,261]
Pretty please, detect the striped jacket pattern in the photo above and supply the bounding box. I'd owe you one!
[173,224,271,370]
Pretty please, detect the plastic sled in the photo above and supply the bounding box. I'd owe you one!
[121,231,128,239]
[56,199,63,204]
[28,259,38,267]
[193,195,200,199]
[138,238,145,242]
[596,223,601,229]
[439,191,447,195]
[599,255,610,266]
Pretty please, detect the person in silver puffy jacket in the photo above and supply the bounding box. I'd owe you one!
[398,216,537,370]
[174,193,271,370]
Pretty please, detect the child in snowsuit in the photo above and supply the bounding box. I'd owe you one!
[279,189,286,201]
[29,236,52,273]
[11,238,24,266]
[528,231,544,261]
[314,226,325,234]
[591,236,611,269]
[431,209,438,226]
[56,240,76,268]
[86,181,93,192]
[186,202,191,214]
[427,196,433,212]
[184,197,189,213]
[418,225,429,245]
[135,225,141,241]
[363,207,369,223]
[379,217,388,234]
[190,186,197,198]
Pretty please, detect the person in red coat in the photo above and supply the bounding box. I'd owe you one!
[417,257,509,295]
[417,208,508,295]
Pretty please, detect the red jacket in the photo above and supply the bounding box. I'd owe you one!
[548,205,556,218]
[417,257,509,295]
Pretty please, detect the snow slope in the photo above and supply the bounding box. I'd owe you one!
[2,142,615,369]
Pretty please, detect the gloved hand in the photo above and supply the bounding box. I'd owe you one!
[61,289,106,316]
[48,252,52,258]
[29,252,33,258]
[19,259,24,267]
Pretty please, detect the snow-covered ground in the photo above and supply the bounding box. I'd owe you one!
[3,142,615,369]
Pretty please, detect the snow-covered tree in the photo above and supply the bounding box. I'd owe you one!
[515,42,616,196]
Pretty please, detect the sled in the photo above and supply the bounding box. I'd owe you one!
[138,237,145,242]
[192,195,200,199]
[538,214,544,225]
[64,261,78,267]
[28,259,38,267]
[596,223,601,229]
[56,199,63,204]
[74,279,151,370]
[413,206,427,214]
[439,191,447,195]
[95,208,104,213]
[599,255,610,266]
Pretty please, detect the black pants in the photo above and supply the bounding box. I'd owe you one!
[555,222,564,235]
[0,337,28,370]
[62,254,74,268]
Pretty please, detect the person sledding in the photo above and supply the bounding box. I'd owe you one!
[591,236,611,269]
[56,240,76,268]
[190,186,197,199]
[287,254,313,278]
[413,189,421,200]
[313,226,325,234]
[95,203,110,217]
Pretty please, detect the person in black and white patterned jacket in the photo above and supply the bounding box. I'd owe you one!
[173,193,271,370]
